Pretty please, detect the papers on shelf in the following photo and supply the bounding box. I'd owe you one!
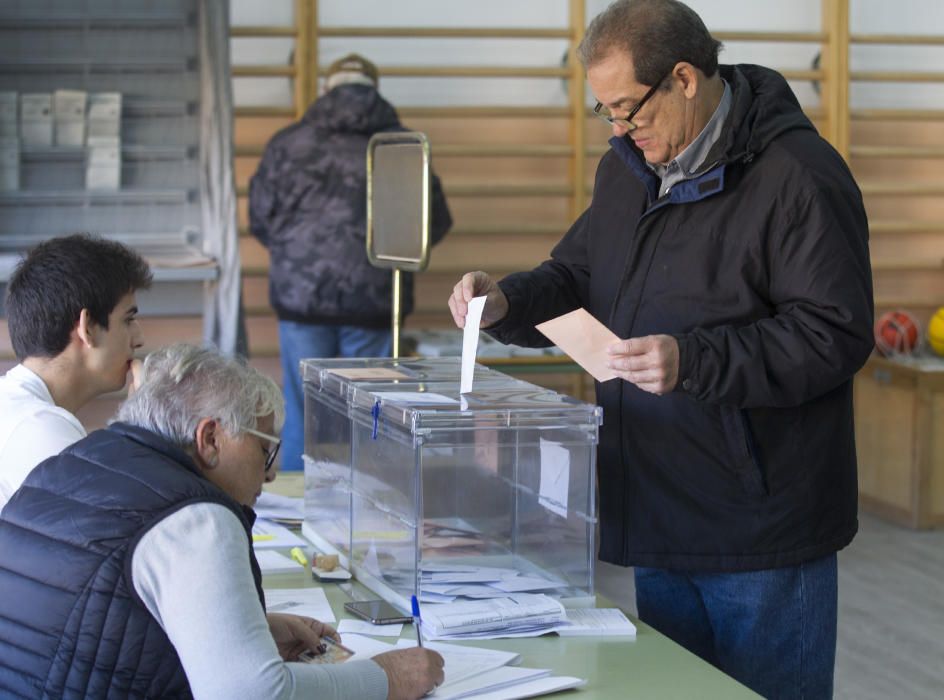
[265,587,335,624]
[420,594,566,641]
[255,491,304,524]
[252,519,307,550]
[256,550,303,575]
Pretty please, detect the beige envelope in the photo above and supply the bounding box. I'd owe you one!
[535,308,621,382]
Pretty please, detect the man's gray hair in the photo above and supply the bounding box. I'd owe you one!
[577,0,722,85]
[115,343,285,450]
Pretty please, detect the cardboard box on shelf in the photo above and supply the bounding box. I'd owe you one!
[20,93,53,147]
[53,90,87,147]
[86,136,120,190]
[87,92,121,140]
[0,138,20,191]
[0,93,17,139]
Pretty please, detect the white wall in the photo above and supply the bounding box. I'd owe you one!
[229,0,944,110]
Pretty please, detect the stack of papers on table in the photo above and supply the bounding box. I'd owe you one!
[255,492,304,525]
[338,635,585,700]
[252,519,307,550]
[265,587,336,623]
[419,594,567,641]
[256,550,303,575]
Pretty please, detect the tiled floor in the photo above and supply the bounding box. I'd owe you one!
[594,513,944,699]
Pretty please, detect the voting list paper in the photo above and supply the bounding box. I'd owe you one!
[535,307,620,382]
[461,295,487,393]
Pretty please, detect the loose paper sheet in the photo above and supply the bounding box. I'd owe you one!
[535,308,620,382]
[461,296,487,393]
[538,438,569,519]
[337,619,404,637]
[265,587,336,623]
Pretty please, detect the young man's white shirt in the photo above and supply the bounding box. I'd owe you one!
[0,364,86,509]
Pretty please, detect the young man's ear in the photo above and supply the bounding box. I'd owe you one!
[193,417,223,471]
[75,308,96,348]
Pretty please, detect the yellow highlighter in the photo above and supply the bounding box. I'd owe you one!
[252,533,275,543]
[290,547,309,568]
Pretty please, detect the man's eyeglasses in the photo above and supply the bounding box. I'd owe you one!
[243,426,281,472]
[593,73,670,131]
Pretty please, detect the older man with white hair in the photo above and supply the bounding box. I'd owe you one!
[0,343,443,699]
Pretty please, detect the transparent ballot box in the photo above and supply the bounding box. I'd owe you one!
[301,358,602,611]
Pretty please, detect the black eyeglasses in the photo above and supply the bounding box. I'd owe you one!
[243,426,281,472]
[593,72,670,131]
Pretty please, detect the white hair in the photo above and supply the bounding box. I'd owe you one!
[114,343,284,450]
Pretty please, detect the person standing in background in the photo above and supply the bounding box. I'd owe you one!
[250,53,452,472]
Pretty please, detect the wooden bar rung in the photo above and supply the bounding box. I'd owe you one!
[400,106,571,118]
[860,182,944,196]
[317,26,571,39]
[871,258,944,272]
[234,106,295,117]
[232,65,295,77]
[851,70,944,83]
[316,65,571,78]
[852,108,944,121]
[869,220,944,233]
[436,144,572,157]
[852,33,944,46]
[229,26,296,38]
[852,145,944,159]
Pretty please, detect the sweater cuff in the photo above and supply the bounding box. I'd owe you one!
[325,659,389,699]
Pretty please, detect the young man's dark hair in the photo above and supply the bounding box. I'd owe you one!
[6,234,153,361]
[577,0,723,86]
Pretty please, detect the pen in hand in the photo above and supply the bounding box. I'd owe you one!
[411,595,424,648]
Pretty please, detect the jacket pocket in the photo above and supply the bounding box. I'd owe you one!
[719,405,768,497]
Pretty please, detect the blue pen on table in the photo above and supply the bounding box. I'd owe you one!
[411,595,424,648]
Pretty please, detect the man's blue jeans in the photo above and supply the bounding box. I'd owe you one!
[634,554,837,699]
[278,321,392,472]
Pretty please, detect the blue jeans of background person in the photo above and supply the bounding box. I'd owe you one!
[634,554,837,700]
[278,321,392,472]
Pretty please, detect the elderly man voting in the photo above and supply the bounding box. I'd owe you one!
[0,343,443,700]
[448,1,873,698]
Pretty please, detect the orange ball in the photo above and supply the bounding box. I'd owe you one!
[874,310,920,357]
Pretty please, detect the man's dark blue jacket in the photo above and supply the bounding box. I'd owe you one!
[489,64,874,572]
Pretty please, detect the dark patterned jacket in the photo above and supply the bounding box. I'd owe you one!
[0,423,265,698]
[249,84,452,328]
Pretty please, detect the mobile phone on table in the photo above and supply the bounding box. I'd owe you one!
[344,599,413,625]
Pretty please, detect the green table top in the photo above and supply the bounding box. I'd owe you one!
[262,476,757,699]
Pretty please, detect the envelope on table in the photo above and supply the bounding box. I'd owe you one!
[535,308,620,382]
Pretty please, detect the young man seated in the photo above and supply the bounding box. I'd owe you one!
[0,233,152,509]
[0,343,444,699]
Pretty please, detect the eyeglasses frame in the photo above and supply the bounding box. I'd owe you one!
[593,72,671,131]
[243,426,281,472]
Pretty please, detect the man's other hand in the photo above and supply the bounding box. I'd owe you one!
[447,271,509,329]
[266,612,338,661]
[607,334,680,395]
[372,647,445,700]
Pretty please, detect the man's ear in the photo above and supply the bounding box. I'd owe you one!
[674,62,700,99]
[75,309,96,348]
[193,417,222,472]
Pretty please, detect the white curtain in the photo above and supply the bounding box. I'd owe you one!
[199,0,247,355]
